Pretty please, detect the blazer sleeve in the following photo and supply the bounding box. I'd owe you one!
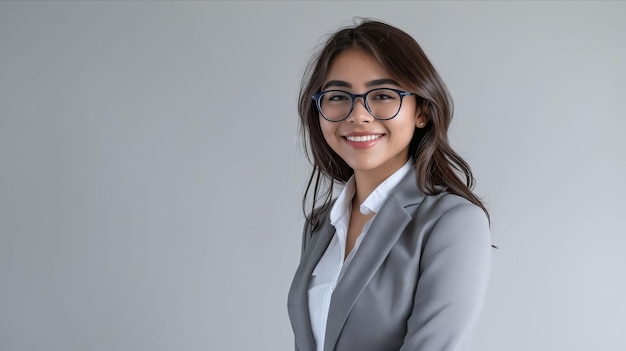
[399,203,491,351]
[294,219,311,351]
[300,219,312,256]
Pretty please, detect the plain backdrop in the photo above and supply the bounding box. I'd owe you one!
[1,1,625,350]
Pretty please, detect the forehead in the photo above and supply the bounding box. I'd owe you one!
[323,48,392,86]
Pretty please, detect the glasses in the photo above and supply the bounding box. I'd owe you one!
[312,88,415,122]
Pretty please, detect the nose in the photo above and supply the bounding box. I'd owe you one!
[346,97,373,124]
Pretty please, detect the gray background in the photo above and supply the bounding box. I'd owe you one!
[1,1,624,350]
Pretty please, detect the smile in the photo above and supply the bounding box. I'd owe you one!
[345,134,382,142]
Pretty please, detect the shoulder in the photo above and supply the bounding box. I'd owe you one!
[403,187,485,218]
[417,192,491,251]
[306,198,337,232]
[300,198,337,251]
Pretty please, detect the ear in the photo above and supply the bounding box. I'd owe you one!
[415,106,428,129]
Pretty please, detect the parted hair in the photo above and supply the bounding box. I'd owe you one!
[299,19,489,230]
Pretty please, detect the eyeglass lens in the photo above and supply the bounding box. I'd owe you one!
[319,89,402,121]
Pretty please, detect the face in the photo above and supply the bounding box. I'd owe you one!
[319,48,425,179]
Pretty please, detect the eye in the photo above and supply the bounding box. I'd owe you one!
[372,91,396,101]
[327,93,349,101]
[322,91,351,104]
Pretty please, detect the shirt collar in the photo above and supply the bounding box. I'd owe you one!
[329,160,413,226]
[360,160,413,215]
[329,175,355,231]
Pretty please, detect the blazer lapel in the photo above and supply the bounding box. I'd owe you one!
[288,215,335,351]
[323,168,425,351]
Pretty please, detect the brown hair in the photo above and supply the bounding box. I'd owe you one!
[299,19,489,230]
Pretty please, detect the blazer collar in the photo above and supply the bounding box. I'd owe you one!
[288,167,425,351]
[323,167,425,350]
[288,208,335,350]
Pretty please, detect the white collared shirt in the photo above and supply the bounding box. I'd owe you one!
[307,160,413,351]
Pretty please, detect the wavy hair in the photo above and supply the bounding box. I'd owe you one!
[299,19,489,230]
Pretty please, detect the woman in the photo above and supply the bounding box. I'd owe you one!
[288,19,492,351]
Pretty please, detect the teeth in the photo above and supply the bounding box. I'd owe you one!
[346,135,382,142]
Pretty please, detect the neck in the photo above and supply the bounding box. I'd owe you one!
[352,158,408,205]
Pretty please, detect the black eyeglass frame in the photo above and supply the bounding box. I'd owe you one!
[312,87,416,122]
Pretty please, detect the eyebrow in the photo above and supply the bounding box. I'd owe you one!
[322,78,401,90]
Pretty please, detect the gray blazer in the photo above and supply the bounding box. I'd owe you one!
[287,168,491,351]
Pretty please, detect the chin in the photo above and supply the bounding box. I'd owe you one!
[347,159,384,172]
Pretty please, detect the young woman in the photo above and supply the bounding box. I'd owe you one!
[288,19,492,351]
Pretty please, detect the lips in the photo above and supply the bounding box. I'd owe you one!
[345,134,382,142]
[342,133,384,149]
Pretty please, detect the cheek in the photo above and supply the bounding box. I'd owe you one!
[319,119,337,144]
[388,118,417,142]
